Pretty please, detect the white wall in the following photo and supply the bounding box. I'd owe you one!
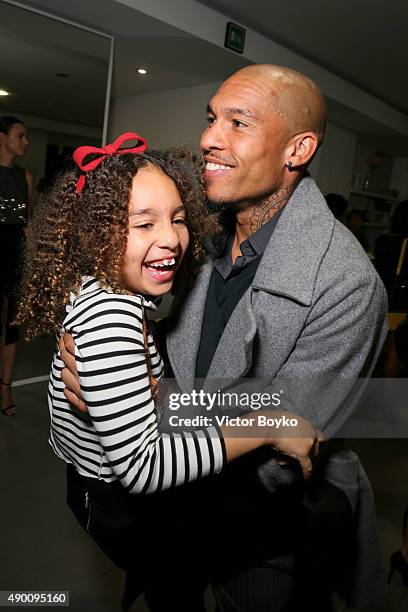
[315,123,357,197]
[19,127,48,189]
[110,83,357,196]
[108,82,220,148]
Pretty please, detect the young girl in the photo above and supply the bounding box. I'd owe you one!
[17,132,318,608]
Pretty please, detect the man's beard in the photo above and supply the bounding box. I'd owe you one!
[205,195,266,214]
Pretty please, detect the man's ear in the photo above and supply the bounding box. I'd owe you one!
[285,132,319,169]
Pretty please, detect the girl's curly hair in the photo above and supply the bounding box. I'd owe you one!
[17,147,219,340]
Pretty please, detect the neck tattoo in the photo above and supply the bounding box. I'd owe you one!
[248,185,294,234]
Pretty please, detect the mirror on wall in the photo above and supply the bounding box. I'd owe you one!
[0,0,112,199]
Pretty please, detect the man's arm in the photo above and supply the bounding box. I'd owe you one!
[60,334,86,412]
[270,271,388,437]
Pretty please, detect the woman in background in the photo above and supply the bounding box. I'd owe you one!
[0,116,33,415]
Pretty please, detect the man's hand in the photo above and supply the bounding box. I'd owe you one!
[265,412,324,480]
[59,333,87,413]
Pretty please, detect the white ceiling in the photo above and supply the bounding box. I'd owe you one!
[197,0,408,116]
[112,35,250,98]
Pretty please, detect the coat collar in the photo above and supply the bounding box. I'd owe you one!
[252,176,334,306]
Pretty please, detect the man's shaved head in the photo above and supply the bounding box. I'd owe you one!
[224,64,326,145]
[201,63,326,208]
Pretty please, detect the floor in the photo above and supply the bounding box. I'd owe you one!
[1,334,407,611]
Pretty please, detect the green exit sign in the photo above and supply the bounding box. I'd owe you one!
[224,22,246,54]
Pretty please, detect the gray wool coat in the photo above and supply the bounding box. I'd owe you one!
[166,176,389,609]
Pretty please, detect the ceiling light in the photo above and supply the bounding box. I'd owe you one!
[0,89,10,96]
[137,68,147,75]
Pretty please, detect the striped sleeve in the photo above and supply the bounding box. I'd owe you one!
[72,293,226,494]
[147,332,162,378]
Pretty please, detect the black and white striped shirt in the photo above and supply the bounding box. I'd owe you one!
[48,277,226,494]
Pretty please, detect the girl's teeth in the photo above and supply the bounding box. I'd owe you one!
[149,258,176,268]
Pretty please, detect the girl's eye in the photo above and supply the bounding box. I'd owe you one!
[133,223,153,230]
[173,217,187,225]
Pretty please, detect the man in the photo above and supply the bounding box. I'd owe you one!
[62,65,388,610]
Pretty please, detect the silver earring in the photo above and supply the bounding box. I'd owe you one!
[286,161,293,170]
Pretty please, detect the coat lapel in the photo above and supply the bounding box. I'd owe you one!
[204,289,257,392]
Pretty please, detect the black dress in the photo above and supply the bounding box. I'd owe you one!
[0,164,28,344]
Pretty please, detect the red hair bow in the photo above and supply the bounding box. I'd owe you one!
[72,131,148,193]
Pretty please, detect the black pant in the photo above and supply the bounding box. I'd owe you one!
[66,465,150,599]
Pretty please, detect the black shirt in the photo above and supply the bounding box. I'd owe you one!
[195,212,282,379]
